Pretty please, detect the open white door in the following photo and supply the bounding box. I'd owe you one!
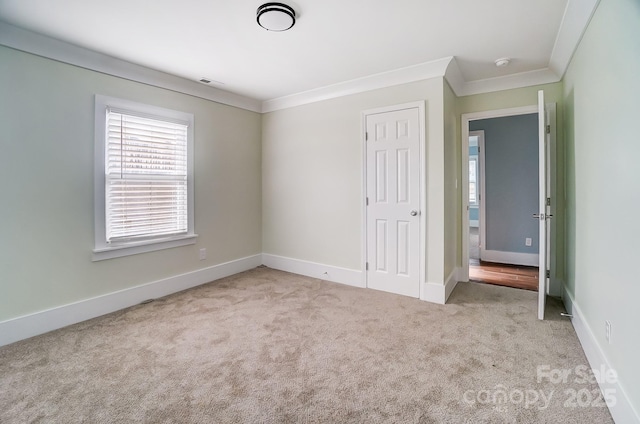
[537,90,548,320]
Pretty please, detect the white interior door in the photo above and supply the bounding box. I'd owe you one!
[537,90,549,320]
[365,107,420,298]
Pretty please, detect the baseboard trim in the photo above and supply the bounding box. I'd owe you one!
[563,288,640,424]
[422,268,459,304]
[262,254,365,288]
[481,249,538,267]
[0,254,262,347]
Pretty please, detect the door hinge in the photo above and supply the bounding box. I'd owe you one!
[546,270,550,279]
[366,262,369,271]
[546,125,551,134]
[546,197,551,207]
[365,132,369,141]
[366,197,369,206]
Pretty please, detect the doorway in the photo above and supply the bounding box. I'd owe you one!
[467,116,540,291]
[461,101,557,305]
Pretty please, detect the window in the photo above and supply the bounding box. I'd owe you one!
[94,95,196,261]
[469,156,478,206]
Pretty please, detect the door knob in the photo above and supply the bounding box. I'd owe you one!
[410,210,418,216]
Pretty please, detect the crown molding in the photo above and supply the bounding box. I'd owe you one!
[461,68,560,96]
[445,59,561,97]
[548,0,601,79]
[261,57,452,113]
[2,0,600,113]
[0,21,262,113]
[445,0,600,98]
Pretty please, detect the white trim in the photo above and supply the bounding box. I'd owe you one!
[422,268,459,304]
[2,0,598,115]
[447,65,560,98]
[445,1,599,97]
[548,0,601,79]
[482,250,539,267]
[444,57,467,97]
[0,254,262,347]
[0,22,262,113]
[563,288,640,424]
[93,234,197,261]
[93,94,197,260]
[262,254,364,289]
[361,101,427,300]
[263,59,451,113]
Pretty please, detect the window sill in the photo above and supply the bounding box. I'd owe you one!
[92,234,198,261]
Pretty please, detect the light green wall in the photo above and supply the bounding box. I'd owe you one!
[563,0,640,412]
[456,82,565,288]
[443,81,458,278]
[262,78,449,285]
[0,46,262,322]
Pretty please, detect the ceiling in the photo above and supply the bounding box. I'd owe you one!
[0,0,590,106]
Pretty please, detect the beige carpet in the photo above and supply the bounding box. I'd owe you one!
[0,267,612,423]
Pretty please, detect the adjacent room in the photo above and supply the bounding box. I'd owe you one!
[1,0,638,422]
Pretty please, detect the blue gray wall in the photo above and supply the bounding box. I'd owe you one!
[470,114,538,253]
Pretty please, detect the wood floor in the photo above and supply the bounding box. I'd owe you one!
[469,259,539,291]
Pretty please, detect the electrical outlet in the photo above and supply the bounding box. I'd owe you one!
[525,238,532,246]
[605,320,611,344]
[199,248,207,261]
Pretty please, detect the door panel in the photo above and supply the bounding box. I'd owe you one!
[376,219,388,272]
[397,149,410,203]
[376,151,388,202]
[366,108,420,298]
[397,221,410,275]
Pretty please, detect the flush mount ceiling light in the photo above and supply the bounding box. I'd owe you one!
[495,57,511,67]
[257,3,296,31]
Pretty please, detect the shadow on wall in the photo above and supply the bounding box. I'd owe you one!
[563,88,575,294]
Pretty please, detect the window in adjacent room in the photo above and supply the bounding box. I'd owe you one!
[469,156,479,206]
[93,95,196,261]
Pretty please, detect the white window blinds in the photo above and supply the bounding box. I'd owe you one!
[106,109,189,242]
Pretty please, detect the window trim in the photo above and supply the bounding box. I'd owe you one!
[93,95,196,261]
